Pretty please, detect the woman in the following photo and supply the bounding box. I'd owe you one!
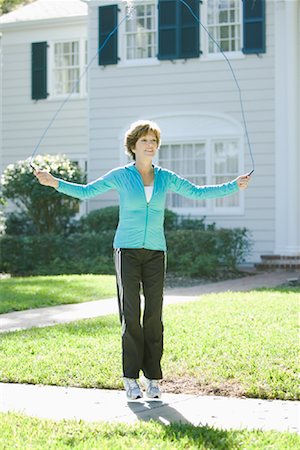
[35,119,250,400]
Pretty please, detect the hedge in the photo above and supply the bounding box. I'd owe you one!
[0,228,251,277]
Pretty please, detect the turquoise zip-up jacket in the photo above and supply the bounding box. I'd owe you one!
[56,162,239,251]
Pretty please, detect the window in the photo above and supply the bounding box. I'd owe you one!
[160,143,207,208]
[125,3,157,60]
[207,0,241,53]
[52,39,87,97]
[97,1,265,67]
[212,140,239,208]
[158,138,240,213]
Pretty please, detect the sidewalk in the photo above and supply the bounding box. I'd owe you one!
[1,382,299,433]
[1,270,297,333]
[1,270,299,433]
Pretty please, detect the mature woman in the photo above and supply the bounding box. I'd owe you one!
[35,120,250,400]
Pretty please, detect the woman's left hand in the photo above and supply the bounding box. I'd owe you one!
[236,174,251,190]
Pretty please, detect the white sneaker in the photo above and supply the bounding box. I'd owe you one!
[140,376,161,399]
[123,378,143,400]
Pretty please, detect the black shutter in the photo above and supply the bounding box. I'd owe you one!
[98,5,118,65]
[158,0,200,60]
[158,0,178,60]
[179,0,200,58]
[31,42,48,100]
[243,0,266,54]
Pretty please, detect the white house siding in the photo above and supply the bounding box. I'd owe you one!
[87,0,279,263]
[0,18,88,175]
[274,0,300,257]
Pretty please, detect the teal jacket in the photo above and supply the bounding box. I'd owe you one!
[56,162,239,251]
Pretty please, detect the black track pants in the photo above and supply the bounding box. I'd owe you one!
[114,248,166,380]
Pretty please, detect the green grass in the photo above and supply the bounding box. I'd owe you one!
[0,413,299,450]
[1,288,299,400]
[0,275,117,314]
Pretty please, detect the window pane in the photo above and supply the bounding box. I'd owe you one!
[159,138,240,211]
[159,143,207,209]
[208,0,241,53]
[213,141,239,207]
[53,40,80,95]
[125,2,156,60]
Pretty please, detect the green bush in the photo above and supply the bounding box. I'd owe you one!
[2,154,86,234]
[75,207,178,233]
[0,227,251,277]
[76,206,119,233]
[163,209,178,230]
[0,232,116,276]
[4,212,36,235]
[166,228,251,277]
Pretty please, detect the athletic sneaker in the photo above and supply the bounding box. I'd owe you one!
[140,376,161,399]
[123,377,143,400]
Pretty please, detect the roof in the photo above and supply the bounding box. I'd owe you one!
[0,0,87,26]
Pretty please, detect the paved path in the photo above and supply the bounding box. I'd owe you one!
[1,270,297,333]
[1,383,299,433]
[1,270,299,433]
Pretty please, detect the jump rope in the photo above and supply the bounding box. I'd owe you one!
[29,0,255,176]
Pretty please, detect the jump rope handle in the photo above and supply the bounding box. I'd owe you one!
[247,169,254,176]
[30,162,40,173]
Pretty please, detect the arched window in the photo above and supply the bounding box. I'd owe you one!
[154,112,244,215]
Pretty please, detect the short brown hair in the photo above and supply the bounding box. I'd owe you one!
[124,120,161,160]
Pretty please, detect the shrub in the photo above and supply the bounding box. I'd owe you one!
[75,207,178,233]
[2,154,86,234]
[0,232,115,276]
[166,228,251,277]
[4,211,36,235]
[76,206,119,233]
[0,227,251,277]
[164,209,178,230]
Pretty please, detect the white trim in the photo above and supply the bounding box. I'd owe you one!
[0,17,86,31]
[274,0,300,256]
[114,248,125,333]
[47,37,87,101]
[118,0,159,68]
[200,0,243,59]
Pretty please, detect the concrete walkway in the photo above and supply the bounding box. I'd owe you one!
[1,382,299,433]
[1,270,297,333]
[1,270,299,433]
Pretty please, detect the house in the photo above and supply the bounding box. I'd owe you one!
[0,0,88,216]
[1,0,299,266]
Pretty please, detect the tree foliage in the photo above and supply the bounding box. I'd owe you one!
[0,0,34,15]
[2,154,86,234]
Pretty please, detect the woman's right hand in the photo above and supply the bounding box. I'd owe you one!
[34,169,59,189]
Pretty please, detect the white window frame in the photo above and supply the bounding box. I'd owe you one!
[48,38,87,100]
[119,0,159,67]
[201,0,244,61]
[158,136,243,216]
[116,0,245,66]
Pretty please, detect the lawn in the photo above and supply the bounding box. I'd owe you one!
[0,275,117,314]
[1,288,299,400]
[1,412,299,450]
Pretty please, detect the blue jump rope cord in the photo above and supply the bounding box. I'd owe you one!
[30,0,255,173]
[29,13,129,168]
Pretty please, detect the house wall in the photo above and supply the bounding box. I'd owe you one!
[1,18,88,174]
[274,0,300,256]
[87,0,277,263]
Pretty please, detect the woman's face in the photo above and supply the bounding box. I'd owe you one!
[132,132,158,161]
